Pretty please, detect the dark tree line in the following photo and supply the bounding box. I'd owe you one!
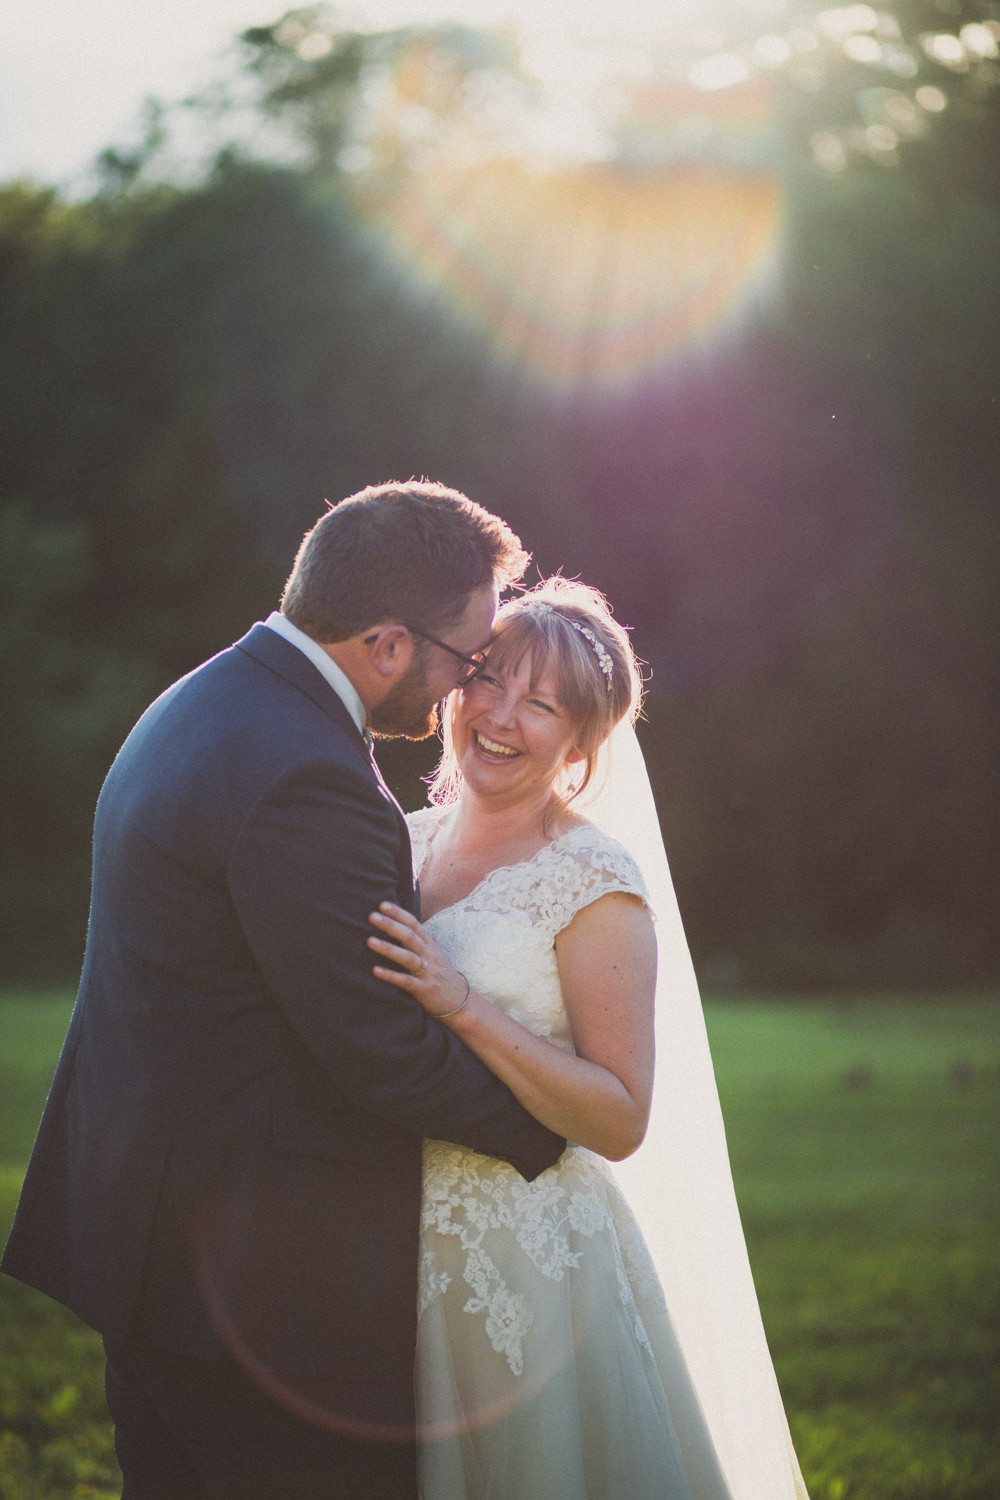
[1,4,997,987]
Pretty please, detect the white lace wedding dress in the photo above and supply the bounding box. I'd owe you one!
[409,807,733,1500]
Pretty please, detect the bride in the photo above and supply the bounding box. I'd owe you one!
[368,578,809,1500]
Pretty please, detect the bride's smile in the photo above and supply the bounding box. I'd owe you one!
[472,730,520,759]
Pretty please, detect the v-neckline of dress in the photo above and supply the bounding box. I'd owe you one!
[417,810,594,922]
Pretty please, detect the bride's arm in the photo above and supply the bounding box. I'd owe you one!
[368,895,656,1161]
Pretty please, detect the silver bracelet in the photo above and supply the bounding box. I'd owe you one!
[435,974,471,1020]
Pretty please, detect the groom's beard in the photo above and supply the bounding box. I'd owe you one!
[369,658,441,741]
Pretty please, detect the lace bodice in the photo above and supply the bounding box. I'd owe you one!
[409,808,650,1048]
[410,807,660,1378]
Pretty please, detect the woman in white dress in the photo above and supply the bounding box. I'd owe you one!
[368,578,809,1500]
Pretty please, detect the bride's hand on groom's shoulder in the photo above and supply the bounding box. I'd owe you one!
[368,903,471,1021]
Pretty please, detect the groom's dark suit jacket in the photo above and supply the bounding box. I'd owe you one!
[2,624,562,1434]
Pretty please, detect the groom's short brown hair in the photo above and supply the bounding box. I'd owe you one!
[280,481,529,642]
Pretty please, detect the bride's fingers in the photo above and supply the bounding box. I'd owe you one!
[367,933,427,978]
[369,906,421,948]
[371,962,414,990]
[377,901,419,927]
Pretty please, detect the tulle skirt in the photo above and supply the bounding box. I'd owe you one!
[416,1146,732,1500]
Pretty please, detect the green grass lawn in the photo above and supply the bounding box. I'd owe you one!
[0,992,118,1500]
[1,990,998,1499]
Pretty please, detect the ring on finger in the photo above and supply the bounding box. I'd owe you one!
[415,957,428,976]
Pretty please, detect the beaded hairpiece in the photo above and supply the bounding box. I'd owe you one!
[525,602,614,692]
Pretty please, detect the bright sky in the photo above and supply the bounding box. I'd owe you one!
[1,0,705,188]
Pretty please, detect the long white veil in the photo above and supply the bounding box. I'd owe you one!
[580,721,809,1500]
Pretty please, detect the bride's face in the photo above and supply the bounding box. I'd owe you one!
[453,652,583,808]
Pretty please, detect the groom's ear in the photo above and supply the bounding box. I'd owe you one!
[362,624,414,680]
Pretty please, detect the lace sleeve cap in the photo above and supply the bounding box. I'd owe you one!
[537,825,651,939]
[406,804,442,873]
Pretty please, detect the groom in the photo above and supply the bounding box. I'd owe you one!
[2,482,564,1498]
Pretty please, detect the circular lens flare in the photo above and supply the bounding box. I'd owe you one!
[360,155,783,397]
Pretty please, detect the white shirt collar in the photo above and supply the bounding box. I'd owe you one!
[262,611,367,737]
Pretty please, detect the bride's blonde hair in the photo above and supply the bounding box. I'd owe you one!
[427,577,644,807]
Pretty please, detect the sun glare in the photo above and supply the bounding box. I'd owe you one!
[360,154,782,398]
[344,0,986,395]
[345,0,789,396]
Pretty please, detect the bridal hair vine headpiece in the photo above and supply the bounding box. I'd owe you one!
[527,602,614,692]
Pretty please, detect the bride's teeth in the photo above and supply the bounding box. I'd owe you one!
[477,732,518,758]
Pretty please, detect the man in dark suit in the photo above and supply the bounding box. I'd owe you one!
[2,482,564,1498]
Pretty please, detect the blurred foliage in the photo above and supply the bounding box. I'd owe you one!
[0,2,997,985]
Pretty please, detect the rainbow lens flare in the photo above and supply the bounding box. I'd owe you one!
[359,155,784,398]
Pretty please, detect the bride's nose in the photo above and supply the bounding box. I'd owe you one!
[486,688,519,729]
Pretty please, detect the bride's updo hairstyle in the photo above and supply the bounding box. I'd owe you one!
[429,577,643,807]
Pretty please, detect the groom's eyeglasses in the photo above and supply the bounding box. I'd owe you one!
[407,627,488,686]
